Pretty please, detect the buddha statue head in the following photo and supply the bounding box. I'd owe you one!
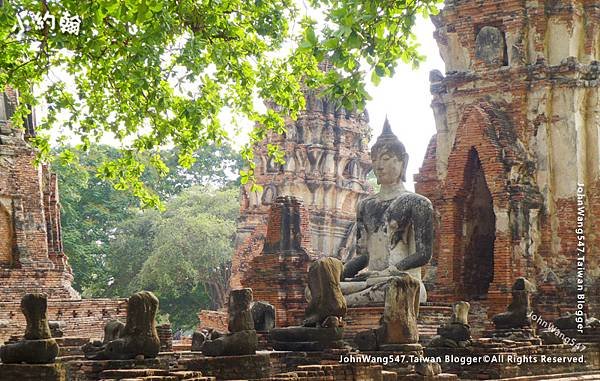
[371,118,409,185]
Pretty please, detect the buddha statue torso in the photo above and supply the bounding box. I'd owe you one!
[340,119,433,307]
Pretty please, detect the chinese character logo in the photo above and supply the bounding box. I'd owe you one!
[59,11,81,35]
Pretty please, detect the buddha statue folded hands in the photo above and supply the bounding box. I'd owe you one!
[340,119,434,307]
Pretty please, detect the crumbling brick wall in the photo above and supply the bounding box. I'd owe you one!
[415,0,600,319]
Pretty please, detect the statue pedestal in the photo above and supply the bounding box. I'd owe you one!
[344,304,453,344]
[0,363,65,381]
[483,327,541,344]
[270,326,347,351]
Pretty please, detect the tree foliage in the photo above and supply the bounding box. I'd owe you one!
[105,186,239,329]
[1,0,441,207]
[53,143,241,295]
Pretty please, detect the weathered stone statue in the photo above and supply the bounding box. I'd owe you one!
[304,257,347,327]
[492,277,535,330]
[202,288,258,356]
[81,319,126,355]
[354,274,421,351]
[428,301,472,348]
[270,257,347,351]
[0,293,59,364]
[83,291,160,360]
[103,319,126,343]
[251,301,276,331]
[341,119,434,306]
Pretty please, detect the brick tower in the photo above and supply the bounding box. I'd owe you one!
[0,89,79,300]
[230,88,372,289]
[415,0,599,318]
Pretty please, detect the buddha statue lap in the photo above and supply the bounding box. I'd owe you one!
[340,119,434,307]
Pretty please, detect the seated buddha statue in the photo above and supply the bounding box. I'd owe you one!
[340,119,434,307]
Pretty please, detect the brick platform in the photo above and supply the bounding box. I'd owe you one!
[0,298,127,344]
[425,340,600,380]
[344,304,453,344]
[0,363,67,381]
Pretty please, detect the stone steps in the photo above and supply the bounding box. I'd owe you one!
[98,369,213,380]
[487,371,600,380]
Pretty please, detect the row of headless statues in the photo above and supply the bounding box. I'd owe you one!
[0,264,543,362]
[0,123,439,362]
[0,124,475,363]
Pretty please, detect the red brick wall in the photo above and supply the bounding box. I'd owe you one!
[0,298,127,343]
[241,196,313,327]
[0,204,13,265]
[415,0,599,320]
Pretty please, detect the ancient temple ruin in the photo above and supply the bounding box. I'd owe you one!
[230,80,373,288]
[415,0,600,318]
[0,89,126,344]
[0,88,77,300]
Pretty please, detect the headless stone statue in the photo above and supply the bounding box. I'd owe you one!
[83,291,160,360]
[354,274,421,351]
[81,319,125,355]
[492,277,535,330]
[251,301,276,331]
[341,119,434,306]
[0,293,59,364]
[428,301,472,348]
[304,257,347,327]
[202,288,258,356]
[270,257,348,351]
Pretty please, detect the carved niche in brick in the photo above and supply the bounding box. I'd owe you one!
[475,26,506,65]
[0,200,14,265]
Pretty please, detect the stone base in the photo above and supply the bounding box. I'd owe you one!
[180,352,277,380]
[0,338,59,364]
[344,304,453,344]
[425,339,600,380]
[62,357,172,380]
[0,363,66,381]
[98,368,213,380]
[379,343,423,352]
[279,364,457,381]
[270,326,347,352]
[484,328,541,344]
[272,340,347,352]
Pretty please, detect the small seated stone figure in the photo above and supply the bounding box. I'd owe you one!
[428,301,472,348]
[0,293,59,364]
[81,319,125,355]
[191,330,208,351]
[251,301,276,331]
[354,273,421,351]
[83,291,160,360]
[492,277,536,330]
[270,257,348,351]
[341,119,434,307]
[48,321,65,338]
[554,313,581,331]
[202,288,258,356]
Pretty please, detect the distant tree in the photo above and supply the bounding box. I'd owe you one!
[105,186,239,329]
[53,145,138,294]
[53,143,241,295]
[146,144,243,199]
